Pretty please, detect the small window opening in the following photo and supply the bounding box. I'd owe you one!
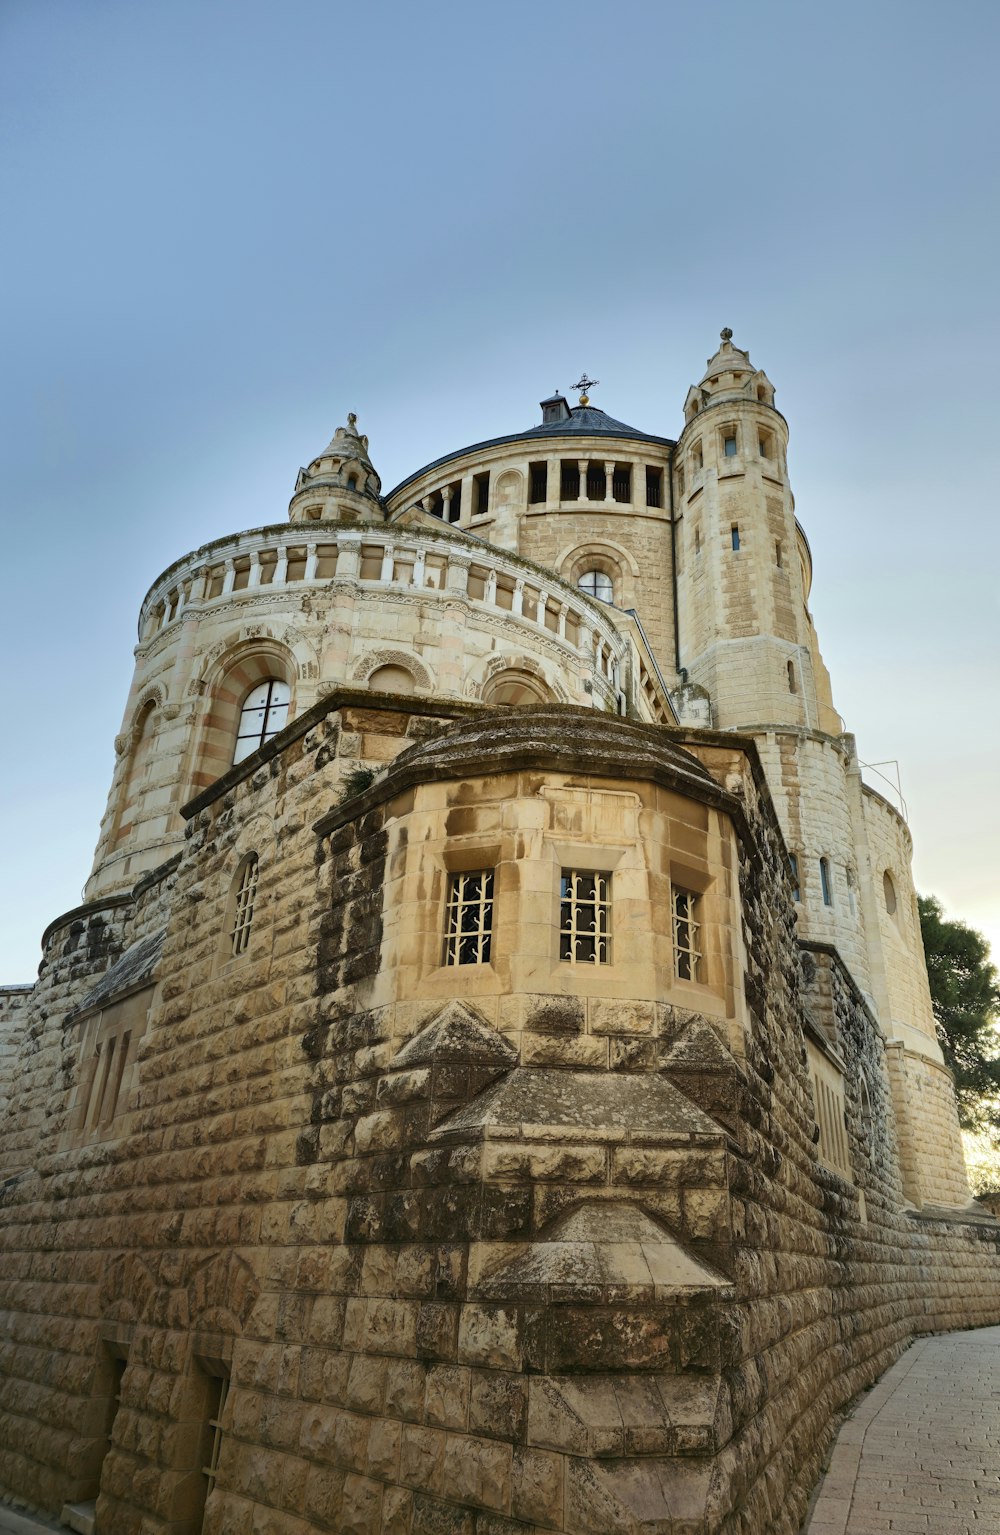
[775,540,783,567]
[528,462,547,505]
[694,526,702,555]
[692,441,703,472]
[192,1361,230,1534]
[731,525,740,551]
[789,853,800,903]
[672,889,702,982]
[578,570,613,603]
[883,870,897,916]
[444,480,462,522]
[474,472,490,516]
[560,870,611,964]
[819,857,833,907]
[646,467,662,507]
[787,660,797,693]
[233,679,290,765]
[758,433,772,459]
[560,461,581,500]
[444,871,494,966]
[723,433,738,457]
[756,384,767,402]
[612,464,631,502]
[347,474,358,490]
[231,854,259,957]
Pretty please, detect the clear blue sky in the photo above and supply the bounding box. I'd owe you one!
[2,0,999,979]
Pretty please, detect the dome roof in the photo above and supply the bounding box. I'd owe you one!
[387,404,674,502]
[699,328,755,389]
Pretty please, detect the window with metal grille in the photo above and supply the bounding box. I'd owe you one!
[231,855,259,957]
[201,1374,228,1496]
[529,462,548,504]
[559,870,611,964]
[233,679,290,764]
[560,461,581,500]
[474,472,490,516]
[672,889,702,981]
[444,870,494,966]
[612,465,631,502]
[577,570,613,603]
[646,467,662,507]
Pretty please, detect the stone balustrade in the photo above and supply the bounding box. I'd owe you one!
[138,525,629,690]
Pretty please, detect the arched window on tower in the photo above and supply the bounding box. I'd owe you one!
[233,680,290,764]
[577,570,614,603]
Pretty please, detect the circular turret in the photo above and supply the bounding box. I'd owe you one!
[288,412,383,524]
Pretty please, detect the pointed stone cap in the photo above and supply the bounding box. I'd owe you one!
[293,411,382,499]
[430,1067,723,1142]
[699,327,754,387]
[391,1000,518,1071]
[473,1200,732,1302]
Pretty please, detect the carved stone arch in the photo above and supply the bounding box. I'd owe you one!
[352,648,433,693]
[111,692,164,847]
[193,619,317,693]
[472,652,569,706]
[186,1250,260,1336]
[186,634,305,795]
[98,1252,161,1326]
[557,537,640,582]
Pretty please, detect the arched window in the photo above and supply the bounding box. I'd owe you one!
[233,680,290,764]
[229,854,259,958]
[577,570,614,603]
[883,870,897,916]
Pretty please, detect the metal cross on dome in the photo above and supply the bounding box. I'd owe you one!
[573,373,599,405]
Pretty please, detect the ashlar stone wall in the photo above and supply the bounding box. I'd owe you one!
[0,702,998,1535]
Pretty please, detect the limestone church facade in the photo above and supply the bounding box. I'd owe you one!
[1,333,997,1535]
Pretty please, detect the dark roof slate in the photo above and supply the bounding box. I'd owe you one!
[386,405,674,501]
[70,929,166,1019]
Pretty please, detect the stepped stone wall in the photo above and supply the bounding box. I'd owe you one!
[0,699,998,1535]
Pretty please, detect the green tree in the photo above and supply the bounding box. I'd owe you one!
[918,895,1000,1130]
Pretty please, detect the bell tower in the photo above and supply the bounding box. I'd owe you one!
[673,329,839,735]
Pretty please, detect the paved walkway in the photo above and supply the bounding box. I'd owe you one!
[807,1326,1000,1535]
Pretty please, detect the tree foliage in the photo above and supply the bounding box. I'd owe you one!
[918,895,1000,1130]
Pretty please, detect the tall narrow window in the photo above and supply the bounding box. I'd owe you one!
[201,1374,228,1499]
[444,870,494,965]
[789,853,800,902]
[723,433,738,457]
[672,889,702,981]
[474,472,490,516]
[883,870,897,916]
[612,465,631,502]
[646,467,662,507]
[560,870,611,964]
[528,462,547,504]
[692,442,703,472]
[787,660,797,693]
[233,679,290,764]
[231,854,259,957]
[731,525,741,551]
[577,570,613,603]
[819,857,833,907]
[586,464,606,500]
[775,540,783,567]
[560,461,581,500]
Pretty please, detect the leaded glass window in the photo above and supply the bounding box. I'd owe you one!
[577,570,613,603]
[233,679,290,764]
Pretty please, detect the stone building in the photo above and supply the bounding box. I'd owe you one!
[1,333,998,1535]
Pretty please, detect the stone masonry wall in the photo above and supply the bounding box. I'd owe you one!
[0,704,998,1535]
